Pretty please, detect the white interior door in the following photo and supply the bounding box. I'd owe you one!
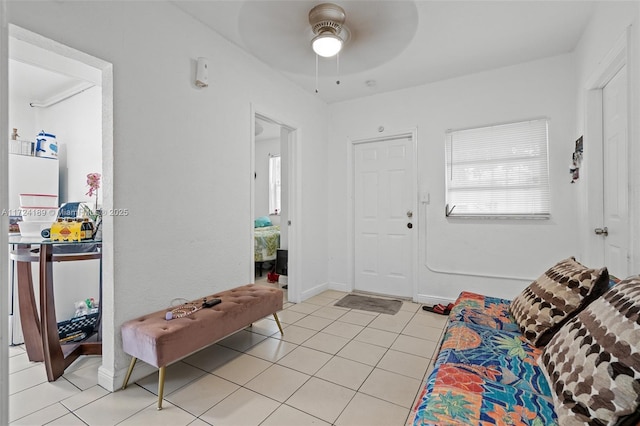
[354,136,415,298]
[601,65,629,278]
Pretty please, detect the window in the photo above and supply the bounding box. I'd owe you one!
[445,118,550,218]
[268,155,281,214]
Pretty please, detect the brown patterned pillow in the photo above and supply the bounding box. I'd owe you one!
[539,277,640,425]
[509,257,609,347]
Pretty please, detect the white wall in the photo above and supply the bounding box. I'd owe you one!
[254,137,279,219]
[39,85,102,205]
[329,54,578,303]
[8,80,36,142]
[5,0,329,391]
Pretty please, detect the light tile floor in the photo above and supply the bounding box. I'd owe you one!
[8,286,448,425]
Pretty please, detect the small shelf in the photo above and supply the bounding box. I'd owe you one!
[9,139,58,160]
[9,139,36,156]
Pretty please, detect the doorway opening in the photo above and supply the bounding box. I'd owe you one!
[6,25,114,386]
[251,108,299,303]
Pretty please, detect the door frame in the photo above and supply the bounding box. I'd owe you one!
[583,27,631,272]
[250,104,301,303]
[0,2,9,421]
[347,128,419,300]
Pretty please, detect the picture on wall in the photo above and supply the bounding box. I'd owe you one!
[570,136,583,183]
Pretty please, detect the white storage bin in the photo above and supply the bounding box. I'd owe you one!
[19,193,58,208]
[20,207,58,222]
[19,220,52,237]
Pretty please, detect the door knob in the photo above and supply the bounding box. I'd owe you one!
[594,227,608,236]
[406,210,413,218]
[407,223,413,229]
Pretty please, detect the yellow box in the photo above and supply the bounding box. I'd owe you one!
[50,219,83,242]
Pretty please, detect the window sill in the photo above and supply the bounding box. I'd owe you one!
[446,214,550,220]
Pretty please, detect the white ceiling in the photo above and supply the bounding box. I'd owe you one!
[171,0,596,103]
[9,60,85,103]
[9,38,101,106]
[8,1,597,105]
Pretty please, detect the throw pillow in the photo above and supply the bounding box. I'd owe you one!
[254,216,272,228]
[509,257,609,347]
[539,277,640,425]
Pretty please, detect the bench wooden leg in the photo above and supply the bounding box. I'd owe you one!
[273,312,284,335]
[157,366,166,410]
[122,357,137,390]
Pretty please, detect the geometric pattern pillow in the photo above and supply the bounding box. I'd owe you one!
[509,257,609,347]
[539,277,640,425]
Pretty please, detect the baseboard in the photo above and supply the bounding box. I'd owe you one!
[97,365,116,392]
[416,293,456,307]
[98,361,156,392]
[300,281,329,301]
[328,281,350,293]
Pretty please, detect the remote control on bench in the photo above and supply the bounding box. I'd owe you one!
[202,298,221,308]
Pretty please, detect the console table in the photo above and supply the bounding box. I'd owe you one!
[9,236,102,381]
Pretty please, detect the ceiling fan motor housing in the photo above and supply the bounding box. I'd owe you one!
[309,3,346,36]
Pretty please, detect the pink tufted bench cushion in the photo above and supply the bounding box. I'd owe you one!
[121,284,283,369]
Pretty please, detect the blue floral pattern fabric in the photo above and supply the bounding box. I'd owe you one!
[449,291,520,333]
[437,322,551,396]
[412,365,558,426]
[412,291,559,425]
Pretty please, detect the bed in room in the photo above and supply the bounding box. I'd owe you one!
[254,216,280,276]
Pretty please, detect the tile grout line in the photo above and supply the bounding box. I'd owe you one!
[9,291,448,425]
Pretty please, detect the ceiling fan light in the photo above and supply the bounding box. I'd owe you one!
[312,33,343,57]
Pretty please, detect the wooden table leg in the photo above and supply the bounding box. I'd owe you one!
[16,254,44,362]
[39,244,65,381]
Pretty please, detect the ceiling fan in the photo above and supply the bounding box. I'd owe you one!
[308,3,349,58]
[233,1,418,93]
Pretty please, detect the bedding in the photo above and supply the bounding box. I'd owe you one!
[254,225,280,262]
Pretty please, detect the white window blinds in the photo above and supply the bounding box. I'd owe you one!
[445,118,550,218]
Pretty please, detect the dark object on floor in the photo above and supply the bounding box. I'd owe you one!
[282,285,288,289]
[58,312,100,342]
[267,271,279,283]
[422,303,454,315]
[334,294,403,315]
[276,249,288,275]
[255,260,275,277]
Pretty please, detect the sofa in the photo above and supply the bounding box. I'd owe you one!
[410,257,640,426]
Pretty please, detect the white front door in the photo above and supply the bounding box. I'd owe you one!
[354,136,416,298]
[601,65,629,278]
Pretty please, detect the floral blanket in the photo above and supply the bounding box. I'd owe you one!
[254,225,280,262]
[411,292,558,426]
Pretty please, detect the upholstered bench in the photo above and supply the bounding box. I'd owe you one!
[120,284,284,409]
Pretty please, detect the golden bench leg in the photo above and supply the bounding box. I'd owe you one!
[122,357,137,390]
[157,366,166,410]
[273,312,284,335]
